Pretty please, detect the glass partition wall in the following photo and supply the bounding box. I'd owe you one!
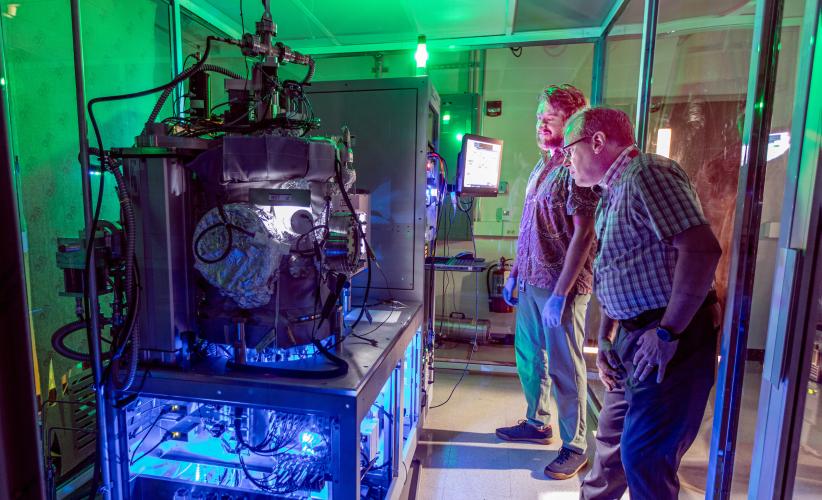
[599,0,820,498]
[1,0,819,498]
[0,0,175,488]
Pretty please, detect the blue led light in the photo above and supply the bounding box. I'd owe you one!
[300,431,323,454]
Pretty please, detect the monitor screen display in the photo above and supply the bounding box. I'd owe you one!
[458,134,503,197]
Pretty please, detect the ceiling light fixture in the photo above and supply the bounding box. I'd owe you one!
[415,35,428,68]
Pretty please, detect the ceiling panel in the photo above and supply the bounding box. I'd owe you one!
[618,0,756,24]
[196,0,510,47]
[189,0,795,53]
[513,0,613,32]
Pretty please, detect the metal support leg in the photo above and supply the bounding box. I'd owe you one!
[69,1,112,497]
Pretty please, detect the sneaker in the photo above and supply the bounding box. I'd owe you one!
[544,447,589,479]
[495,420,553,445]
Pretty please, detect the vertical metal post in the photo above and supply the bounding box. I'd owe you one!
[477,49,486,135]
[591,36,606,106]
[635,0,659,151]
[747,1,821,498]
[170,0,185,117]
[0,19,47,500]
[69,1,112,498]
[706,0,785,498]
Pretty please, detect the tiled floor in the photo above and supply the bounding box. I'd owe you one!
[413,367,713,500]
[414,369,597,500]
[414,354,822,499]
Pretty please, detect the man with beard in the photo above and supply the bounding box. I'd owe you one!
[496,84,598,480]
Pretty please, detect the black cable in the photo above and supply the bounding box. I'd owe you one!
[428,348,474,410]
[130,435,166,465]
[129,407,167,465]
[52,321,92,361]
[193,204,255,264]
[345,267,396,343]
[333,159,374,330]
[294,224,329,254]
[81,36,232,388]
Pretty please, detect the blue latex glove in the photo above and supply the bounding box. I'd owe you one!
[542,293,567,328]
[502,277,518,306]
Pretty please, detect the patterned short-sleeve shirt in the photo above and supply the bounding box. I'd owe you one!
[594,147,710,319]
[514,153,600,294]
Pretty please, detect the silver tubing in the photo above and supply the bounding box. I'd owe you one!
[69,1,112,498]
[634,0,658,151]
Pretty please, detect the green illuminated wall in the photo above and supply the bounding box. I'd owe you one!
[1,0,173,416]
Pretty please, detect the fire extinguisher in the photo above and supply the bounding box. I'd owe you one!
[487,257,514,313]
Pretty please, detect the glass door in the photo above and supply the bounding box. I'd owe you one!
[791,172,822,496]
[747,0,822,497]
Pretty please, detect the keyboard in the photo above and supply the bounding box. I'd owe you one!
[426,256,487,271]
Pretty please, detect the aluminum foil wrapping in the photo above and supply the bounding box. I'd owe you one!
[193,203,293,309]
[327,165,356,199]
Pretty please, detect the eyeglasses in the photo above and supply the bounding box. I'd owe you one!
[560,136,592,161]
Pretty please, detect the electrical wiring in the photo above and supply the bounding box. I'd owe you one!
[428,347,474,410]
[341,261,405,346]
[333,158,374,330]
[430,201,479,410]
[231,409,327,494]
[193,204,256,264]
[80,37,237,397]
[129,407,168,465]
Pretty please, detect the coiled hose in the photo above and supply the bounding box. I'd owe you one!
[302,57,315,85]
[144,64,244,128]
[109,165,139,391]
[51,320,111,362]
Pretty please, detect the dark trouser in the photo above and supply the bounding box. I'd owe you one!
[581,298,721,500]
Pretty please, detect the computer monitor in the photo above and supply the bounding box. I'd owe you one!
[456,134,503,197]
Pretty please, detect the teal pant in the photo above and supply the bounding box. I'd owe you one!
[515,281,589,453]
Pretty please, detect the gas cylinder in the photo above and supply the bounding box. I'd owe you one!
[487,257,514,313]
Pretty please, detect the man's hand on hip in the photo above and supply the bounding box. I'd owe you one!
[541,294,567,328]
[502,277,518,306]
[633,329,678,383]
[597,338,624,391]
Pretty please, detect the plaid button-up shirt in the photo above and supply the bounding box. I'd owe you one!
[594,147,709,320]
[513,153,599,294]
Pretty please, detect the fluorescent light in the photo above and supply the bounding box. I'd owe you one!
[656,128,672,157]
[415,35,428,68]
[583,346,598,354]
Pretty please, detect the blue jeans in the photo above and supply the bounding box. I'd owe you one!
[581,300,721,499]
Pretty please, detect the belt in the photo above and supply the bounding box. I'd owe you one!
[619,290,718,333]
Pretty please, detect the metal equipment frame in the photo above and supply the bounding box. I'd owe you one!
[123,304,423,499]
